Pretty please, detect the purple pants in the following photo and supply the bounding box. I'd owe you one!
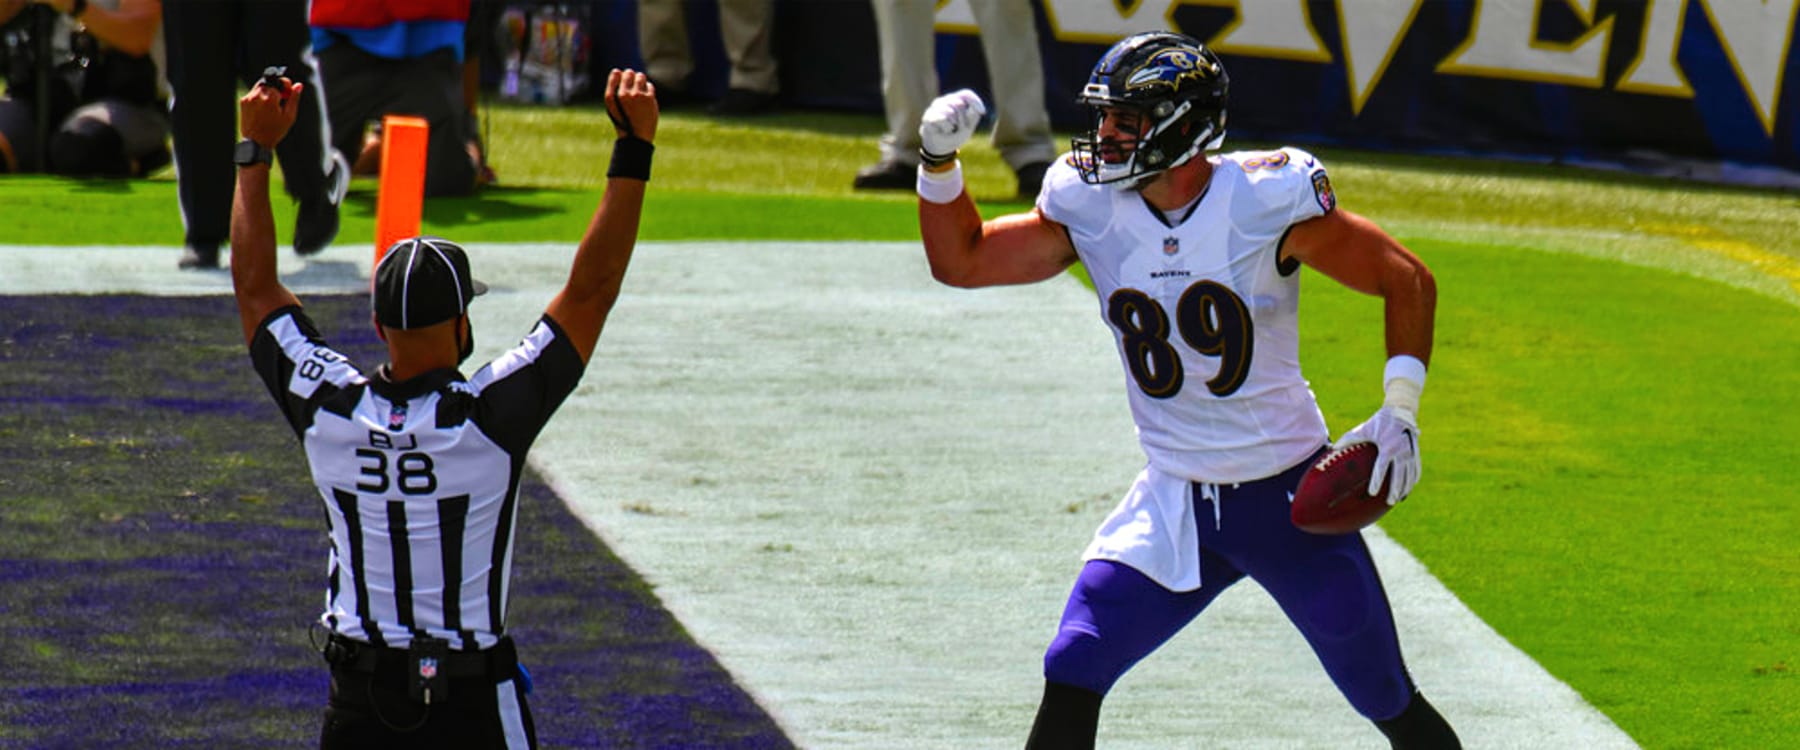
[1042,454,1416,721]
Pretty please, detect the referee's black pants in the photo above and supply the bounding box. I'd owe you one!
[319,639,537,749]
[161,0,333,249]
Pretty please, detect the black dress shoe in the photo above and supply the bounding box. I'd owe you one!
[852,159,917,191]
[708,88,777,116]
[1015,161,1051,200]
[178,243,219,270]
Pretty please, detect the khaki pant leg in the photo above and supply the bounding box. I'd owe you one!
[969,0,1055,168]
[638,0,693,87]
[871,0,937,165]
[718,0,779,94]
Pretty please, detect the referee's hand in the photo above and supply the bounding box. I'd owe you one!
[240,76,301,149]
[604,68,658,144]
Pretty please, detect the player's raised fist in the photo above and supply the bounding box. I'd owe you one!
[605,68,659,144]
[919,89,986,162]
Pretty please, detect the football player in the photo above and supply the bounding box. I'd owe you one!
[914,32,1459,749]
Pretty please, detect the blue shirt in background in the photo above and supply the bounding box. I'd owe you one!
[312,20,465,62]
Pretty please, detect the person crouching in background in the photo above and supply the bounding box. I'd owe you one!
[0,0,169,177]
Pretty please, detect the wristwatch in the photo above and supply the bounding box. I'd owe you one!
[233,139,273,168]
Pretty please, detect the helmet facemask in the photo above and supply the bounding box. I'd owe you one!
[1073,99,1225,189]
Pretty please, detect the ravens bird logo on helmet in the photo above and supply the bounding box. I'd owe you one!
[1125,48,1220,95]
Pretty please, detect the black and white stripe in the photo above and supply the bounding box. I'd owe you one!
[250,308,586,652]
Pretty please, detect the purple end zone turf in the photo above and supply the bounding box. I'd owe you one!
[0,294,793,749]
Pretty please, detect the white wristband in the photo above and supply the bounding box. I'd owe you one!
[917,161,964,204]
[1382,355,1427,422]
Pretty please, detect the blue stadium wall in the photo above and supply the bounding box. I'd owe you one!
[580,0,1799,187]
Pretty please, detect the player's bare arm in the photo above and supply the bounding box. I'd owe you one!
[229,75,304,346]
[544,68,658,363]
[921,203,1077,289]
[915,89,1077,289]
[1280,209,1436,365]
[1282,207,1436,503]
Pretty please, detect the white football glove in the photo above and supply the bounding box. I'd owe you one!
[1334,405,1420,506]
[919,89,987,161]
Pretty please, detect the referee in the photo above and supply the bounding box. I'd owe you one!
[228,69,658,748]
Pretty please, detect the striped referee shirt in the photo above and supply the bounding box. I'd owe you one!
[250,306,585,652]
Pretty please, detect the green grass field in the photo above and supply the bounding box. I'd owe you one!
[5,100,1799,749]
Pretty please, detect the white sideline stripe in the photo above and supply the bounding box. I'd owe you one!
[0,243,1639,750]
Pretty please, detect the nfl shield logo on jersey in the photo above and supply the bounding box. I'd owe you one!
[388,403,408,432]
[417,657,438,679]
[1163,236,1179,255]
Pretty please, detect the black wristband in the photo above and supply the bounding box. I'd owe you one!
[919,147,957,168]
[607,137,654,181]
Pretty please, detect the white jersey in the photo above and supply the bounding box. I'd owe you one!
[1038,147,1338,483]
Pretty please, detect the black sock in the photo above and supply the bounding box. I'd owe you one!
[1374,691,1462,750]
[1024,681,1105,750]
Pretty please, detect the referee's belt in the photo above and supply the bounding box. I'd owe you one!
[323,633,517,679]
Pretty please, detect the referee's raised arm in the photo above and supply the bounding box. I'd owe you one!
[543,68,659,364]
[228,74,304,347]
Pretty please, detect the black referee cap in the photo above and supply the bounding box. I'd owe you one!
[373,237,488,330]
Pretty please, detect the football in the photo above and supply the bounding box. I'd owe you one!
[1290,443,1392,535]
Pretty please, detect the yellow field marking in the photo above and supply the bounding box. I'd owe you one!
[1647,223,1800,296]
